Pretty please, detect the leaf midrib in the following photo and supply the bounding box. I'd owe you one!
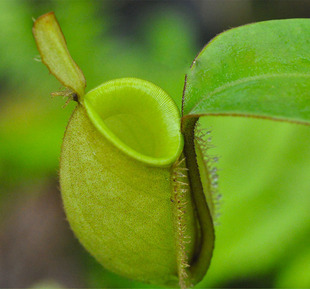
[188,72,310,114]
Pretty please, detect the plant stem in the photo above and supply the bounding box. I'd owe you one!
[182,116,215,285]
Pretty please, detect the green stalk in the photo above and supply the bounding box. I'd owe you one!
[182,116,215,285]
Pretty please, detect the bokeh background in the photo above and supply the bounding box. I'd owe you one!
[0,0,310,288]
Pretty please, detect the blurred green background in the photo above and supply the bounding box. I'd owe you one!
[0,0,309,288]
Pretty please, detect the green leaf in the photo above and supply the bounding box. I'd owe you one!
[32,12,86,98]
[183,19,310,124]
[181,19,310,288]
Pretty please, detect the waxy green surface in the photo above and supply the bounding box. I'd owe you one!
[183,19,310,125]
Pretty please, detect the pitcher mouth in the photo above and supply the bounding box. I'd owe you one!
[83,78,183,167]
